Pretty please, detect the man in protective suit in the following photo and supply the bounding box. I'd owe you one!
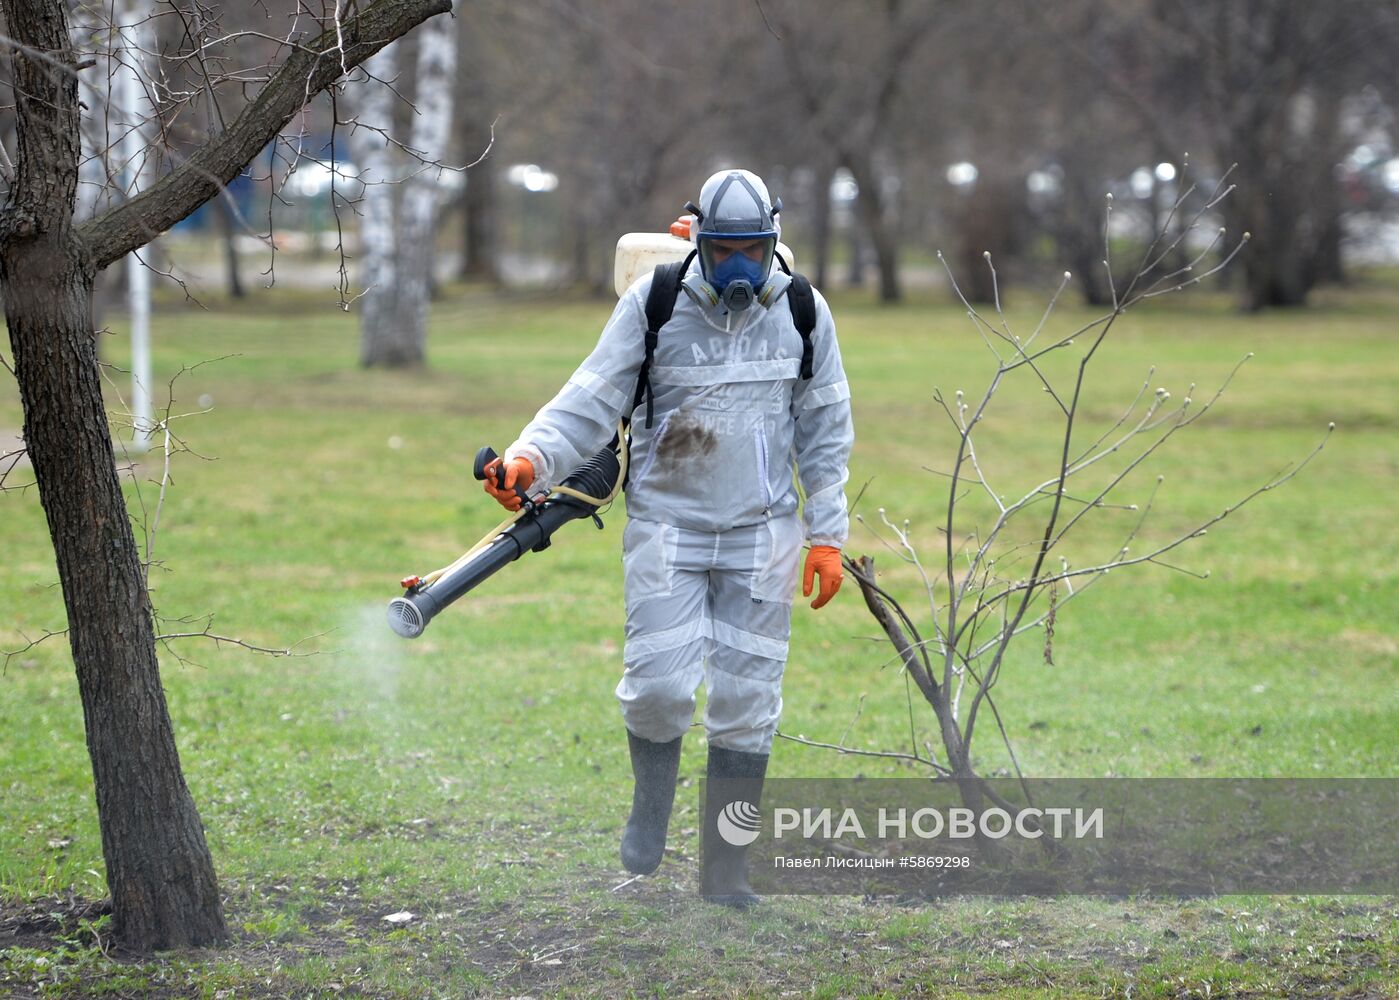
[483,168,853,908]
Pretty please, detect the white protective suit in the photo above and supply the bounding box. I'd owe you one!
[504,212,853,754]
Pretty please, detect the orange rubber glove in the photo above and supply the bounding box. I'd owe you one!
[802,545,843,610]
[482,455,535,512]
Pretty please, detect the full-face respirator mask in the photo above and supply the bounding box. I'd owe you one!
[682,169,788,314]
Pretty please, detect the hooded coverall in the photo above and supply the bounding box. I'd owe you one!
[503,258,853,753]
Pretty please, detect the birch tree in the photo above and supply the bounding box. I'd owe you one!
[394,2,457,361]
[345,41,401,364]
[350,2,458,368]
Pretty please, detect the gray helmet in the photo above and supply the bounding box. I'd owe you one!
[687,169,783,312]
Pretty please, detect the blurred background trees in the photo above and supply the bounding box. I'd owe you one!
[15,0,1399,358]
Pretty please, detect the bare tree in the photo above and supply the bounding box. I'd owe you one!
[345,41,402,363]
[394,2,457,353]
[453,6,499,285]
[0,0,450,952]
[1024,0,1399,311]
[785,173,1329,853]
[498,0,703,291]
[1171,1,1386,309]
[348,3,459,366]
[766,0,945,303]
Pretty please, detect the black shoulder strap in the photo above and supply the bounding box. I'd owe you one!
[786,273,817,380]
[633,249,695,429]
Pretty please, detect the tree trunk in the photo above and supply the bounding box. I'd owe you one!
[1054,164,1110,307]
[347,43,406,366]
[868,215,901,304]
[953,172,1022,305]
[391,3,457,364]
[851,556,1009,863]
[846,230,865,287]
[460,160,499,283]
[1233,183,1311,311]
[846,156,901,302]
[453,7,498,287]
[216,195,245,298]
[70,0,114,225]
[812,161,834,291]
[0,0,226,952]
[3,252,228,951]
[5,0,449,955]
[1305,86,1346,288]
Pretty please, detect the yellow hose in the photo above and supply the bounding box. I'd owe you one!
[420,508,525,586]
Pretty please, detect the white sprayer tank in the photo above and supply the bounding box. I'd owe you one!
[613,216,795,297]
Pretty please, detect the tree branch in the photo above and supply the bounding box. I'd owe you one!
[77,0,452,270]
[775,730,951,776]
[3,627,70,674]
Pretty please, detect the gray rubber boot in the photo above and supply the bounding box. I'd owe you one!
[701,744,769,909]
[620,730,683,875]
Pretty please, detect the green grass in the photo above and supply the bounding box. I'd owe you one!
[1,272,1396,997]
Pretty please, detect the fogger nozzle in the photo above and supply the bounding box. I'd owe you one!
[386,444,621,638]
[386,596,427,639]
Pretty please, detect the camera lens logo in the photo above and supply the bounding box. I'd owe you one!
[716,800,761,846]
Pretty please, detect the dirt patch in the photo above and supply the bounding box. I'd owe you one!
[6,881,1396,998]
[0,894,111,953]
[655,413,718,462]
[1339,628,1399,658]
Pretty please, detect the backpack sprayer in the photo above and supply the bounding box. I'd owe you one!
[386,211,797,638]
[386,434,627,638]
